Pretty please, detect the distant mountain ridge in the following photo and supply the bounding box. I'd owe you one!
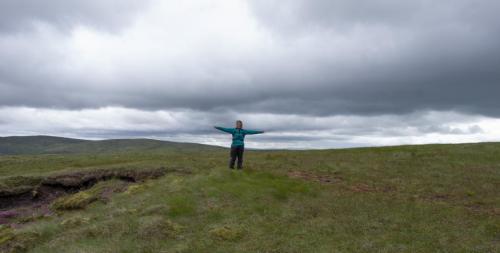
[0,135,220,155]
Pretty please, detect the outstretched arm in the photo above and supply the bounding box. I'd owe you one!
[214,126,234,134]
[243,129,265,135]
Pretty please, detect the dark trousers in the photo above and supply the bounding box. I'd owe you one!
[229,146,244,169]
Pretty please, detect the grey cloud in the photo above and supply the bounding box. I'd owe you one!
[0,0,149,33]
[416,124,484,135]
[0,107,494,148]
[249,0,500,33]
[244,0,500,116]
[255,135,351,142]
[248,0,422,34]
[0,0,499,118]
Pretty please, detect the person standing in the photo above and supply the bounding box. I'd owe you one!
[214,120,264,169]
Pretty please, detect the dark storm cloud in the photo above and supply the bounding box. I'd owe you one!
[245,0,500,116]
[249,0,500,33]
[0,0,149,32]
[0,0,499,117]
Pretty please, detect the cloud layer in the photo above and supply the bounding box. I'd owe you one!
[1,107,497,149]
[1,0,499,148]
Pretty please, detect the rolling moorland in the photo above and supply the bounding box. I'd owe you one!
[0,136,499,252]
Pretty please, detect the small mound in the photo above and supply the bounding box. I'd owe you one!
[0,225,14,245]
[52,191,98,210]
[137,216,183,239]
[52,180,128,210]
[0,225,40,253]
[209,225,244,241]
[60,216,91,228]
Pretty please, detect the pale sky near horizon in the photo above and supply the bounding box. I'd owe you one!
[1,0,500,149]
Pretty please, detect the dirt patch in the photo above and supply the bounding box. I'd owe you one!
[1,167,169,209]
[419,194,500,216]
[0,185,61,225]
[348,183,397,193]
[427,194,451,201]
[287,171,341,184]
[464,203,500,216]
[100,183,127,202]
[41,167,167,188]
[0,167,177,226]
[415,193,455,204]
[349,183,376,193]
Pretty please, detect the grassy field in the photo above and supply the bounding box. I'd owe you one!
[0,137,499,252]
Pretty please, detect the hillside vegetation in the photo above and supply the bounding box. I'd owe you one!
[0,136,218,155]
[0,137,499,252]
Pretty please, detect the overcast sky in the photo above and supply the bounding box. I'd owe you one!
[1,0,499,149]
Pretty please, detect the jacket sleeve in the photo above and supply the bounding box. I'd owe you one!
[243,129,265,135]
[214,126,234,134]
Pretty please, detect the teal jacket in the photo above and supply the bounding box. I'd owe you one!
[214,126,264,147]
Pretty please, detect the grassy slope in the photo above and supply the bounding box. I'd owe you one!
[0,136,218,155]
[0,142,499,252]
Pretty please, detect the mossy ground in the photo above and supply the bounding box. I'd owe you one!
[51,180,128,210]
[0,143,499,252]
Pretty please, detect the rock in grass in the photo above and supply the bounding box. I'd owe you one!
[209,225,243,241]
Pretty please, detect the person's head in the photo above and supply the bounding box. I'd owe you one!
[235,120,243,129]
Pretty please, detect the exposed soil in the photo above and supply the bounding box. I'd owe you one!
[0,167,174,226]
[0,185,68,224]
[418,194,500,216]
[349,183,377,193]
[348,183,396,193]
[287,170,342,184]
[466,206,500,216]
[425,193,452,201]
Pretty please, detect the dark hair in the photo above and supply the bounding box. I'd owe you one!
[236,120,243,128]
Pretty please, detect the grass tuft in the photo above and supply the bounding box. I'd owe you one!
[60,216,91,228]
[209,225,244,241]
[0,225,14,245]
[0,226,40,253]
[52,191,98,210]
[167,195,196,217]
[51,180,127,210]
[137,216,183,240]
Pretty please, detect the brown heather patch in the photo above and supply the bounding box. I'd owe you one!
[287,170,341,184]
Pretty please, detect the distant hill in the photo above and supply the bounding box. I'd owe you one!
[0,135,221,155]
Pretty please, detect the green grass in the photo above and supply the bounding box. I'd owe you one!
[0,141,499,252]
